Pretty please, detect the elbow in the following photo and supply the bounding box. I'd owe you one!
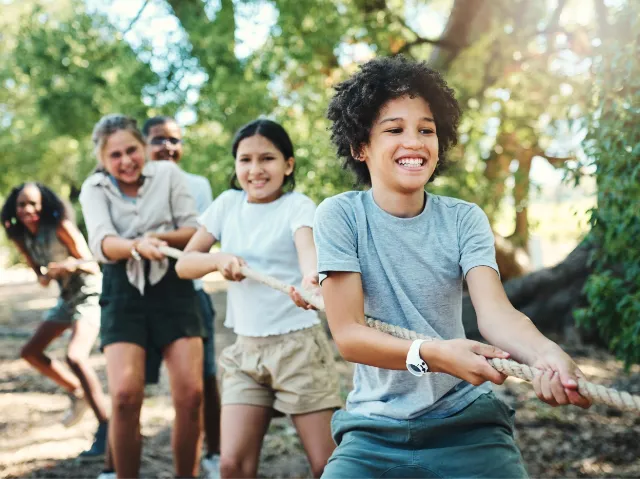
[175,258,189,279]
[331,329,360,363]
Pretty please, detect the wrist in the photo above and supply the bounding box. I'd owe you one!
[130,239,142,260]
[529,339,559,365]
[419,340,442,371]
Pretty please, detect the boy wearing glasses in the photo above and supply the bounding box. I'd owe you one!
[143,116,222,478]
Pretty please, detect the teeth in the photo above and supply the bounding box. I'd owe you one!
[397,158,424,167]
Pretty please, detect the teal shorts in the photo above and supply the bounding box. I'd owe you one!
[44,296,100,328]
[322,392,528,478]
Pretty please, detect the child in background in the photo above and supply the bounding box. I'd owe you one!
[1,183,109,456]
[176,119,342,479]
[314,55,590,478]
[80,114,206,478]
[143,115,221,478]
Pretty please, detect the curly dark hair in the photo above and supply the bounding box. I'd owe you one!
[1,183,68,242]
[327,55,461,185]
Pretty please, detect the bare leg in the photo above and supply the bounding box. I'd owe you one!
[66,320,109,422]
[104,343,145,479]
[219,405,273,478]
[21,321,80,393]
[164,337,204,478]
[291,409,336,478]
[203,375,221,455]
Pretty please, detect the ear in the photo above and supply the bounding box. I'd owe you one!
[284,156,295,176]
[350,146,366,162]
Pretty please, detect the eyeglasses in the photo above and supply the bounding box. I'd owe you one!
[149,136,182,146]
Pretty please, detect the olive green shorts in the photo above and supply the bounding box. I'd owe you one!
[99,260,206,381]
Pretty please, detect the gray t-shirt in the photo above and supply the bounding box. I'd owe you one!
[314,190,498,420]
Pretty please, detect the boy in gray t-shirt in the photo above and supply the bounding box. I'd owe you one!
[315,56,591,478]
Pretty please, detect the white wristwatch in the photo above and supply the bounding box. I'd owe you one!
[406,339,429,377]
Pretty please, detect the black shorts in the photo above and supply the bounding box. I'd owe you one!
[99,260,206,383]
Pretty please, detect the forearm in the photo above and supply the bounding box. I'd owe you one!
[294,227,318,276]
[148,227,196,249]
[330,317,418,369]
[101,236,137,261]
[175,251,220,280]
[478,309,555,365]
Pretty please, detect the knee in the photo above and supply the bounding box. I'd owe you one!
[20,344,39,362]
[65,351,86,370]
[111,386,144,415]
[310,461,327,478]
[174,383,203,412]
[219,455,253,479]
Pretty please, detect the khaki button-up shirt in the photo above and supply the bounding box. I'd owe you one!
[79,160,199,294]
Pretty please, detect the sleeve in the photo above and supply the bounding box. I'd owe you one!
[79,179,118,263]
[169,164,199,229]
[458,204,500,278]
[198,190,231,241]
[313,197,361,283]
[197,177,214,214]
[288,193,317,235]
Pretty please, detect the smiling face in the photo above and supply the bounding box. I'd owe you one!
[146,120,183,163]
[360,95,439,195]
[15,184,42,232]
[101,130,146,185]
[235,134,294,204]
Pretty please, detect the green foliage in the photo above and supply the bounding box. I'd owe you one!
[0,0,156,194]
[574,3,640,367]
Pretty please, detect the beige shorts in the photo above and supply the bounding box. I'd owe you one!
[219,324,343,415]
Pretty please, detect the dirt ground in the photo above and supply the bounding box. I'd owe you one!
[1,270,639,478]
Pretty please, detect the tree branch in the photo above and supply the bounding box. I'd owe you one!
[123,0,150,36]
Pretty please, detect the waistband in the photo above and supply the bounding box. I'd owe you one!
[235,323,323,346]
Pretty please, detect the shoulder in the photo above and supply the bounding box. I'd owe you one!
[283,191,316,208]
[317,191,364,217]
[183,171,209,187]
[82,171,108,189]
[212,189,243,207]
[316,191,365,229]
[429,193,476,211]
[428,194,482,221]
[147,160,182,180]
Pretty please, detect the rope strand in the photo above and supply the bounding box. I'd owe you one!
[161,245,640,413]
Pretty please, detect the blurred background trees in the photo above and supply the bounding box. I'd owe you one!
[0,0,638,365]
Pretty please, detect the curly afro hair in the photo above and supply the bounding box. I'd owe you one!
[327,55,461,186]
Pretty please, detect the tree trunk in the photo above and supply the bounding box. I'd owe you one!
[429,0,489,70]
[463,241,592,340]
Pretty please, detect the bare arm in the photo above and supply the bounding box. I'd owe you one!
[101,236,140,261]
[12,240,46,279]
[322,271,509,386]
[293,227,317,278]
[322,271,415,368]
[54,220,100,275]
[467,266,590,407]
[147,227,197,249]
[176,225,246,282]
[468,266,554,365]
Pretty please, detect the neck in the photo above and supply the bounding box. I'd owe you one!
[24,222,39,235]
[370,185,425,218]
[118,179,141,197]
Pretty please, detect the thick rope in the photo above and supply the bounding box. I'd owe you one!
[160,246,640,413]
